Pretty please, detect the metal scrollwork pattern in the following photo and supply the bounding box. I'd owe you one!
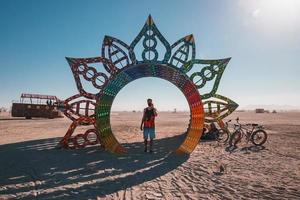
[59,15,238,155]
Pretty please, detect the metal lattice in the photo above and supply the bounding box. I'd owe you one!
[59,15,238,154]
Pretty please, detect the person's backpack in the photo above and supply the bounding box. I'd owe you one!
[144,108,154,121]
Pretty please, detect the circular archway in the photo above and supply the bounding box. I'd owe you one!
[96,64,204,154]
[60,15,237,155]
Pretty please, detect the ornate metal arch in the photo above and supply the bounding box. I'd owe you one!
[58,15,238,154]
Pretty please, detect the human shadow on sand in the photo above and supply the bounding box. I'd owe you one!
[0,134,188,199]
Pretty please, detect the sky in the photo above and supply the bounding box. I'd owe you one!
[0,0,299,111]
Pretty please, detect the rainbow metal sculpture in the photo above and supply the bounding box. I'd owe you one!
[59,15,238,154]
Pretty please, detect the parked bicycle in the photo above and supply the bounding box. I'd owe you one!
[216,119,232,143]
[229,117,268,147]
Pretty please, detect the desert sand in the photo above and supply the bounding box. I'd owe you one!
[0,111,299,199]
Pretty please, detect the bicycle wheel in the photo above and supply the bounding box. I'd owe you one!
[251,130,267,146]
[229,130,242,146]
[217,129,230,143]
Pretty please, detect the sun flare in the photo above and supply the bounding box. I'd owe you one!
[240,0,300,31]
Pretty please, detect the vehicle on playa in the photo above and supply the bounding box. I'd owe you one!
[11,93,63,119]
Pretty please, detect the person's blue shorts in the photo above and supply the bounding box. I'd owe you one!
[143,127,156,140]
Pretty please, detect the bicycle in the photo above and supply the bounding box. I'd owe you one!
[229,117,268,147]
[216,119,232,143]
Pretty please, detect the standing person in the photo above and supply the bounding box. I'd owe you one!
[140,98,158,153]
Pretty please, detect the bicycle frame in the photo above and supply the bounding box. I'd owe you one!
[234,120,260,142]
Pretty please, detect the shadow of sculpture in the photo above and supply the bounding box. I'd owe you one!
[0,134,188,199]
